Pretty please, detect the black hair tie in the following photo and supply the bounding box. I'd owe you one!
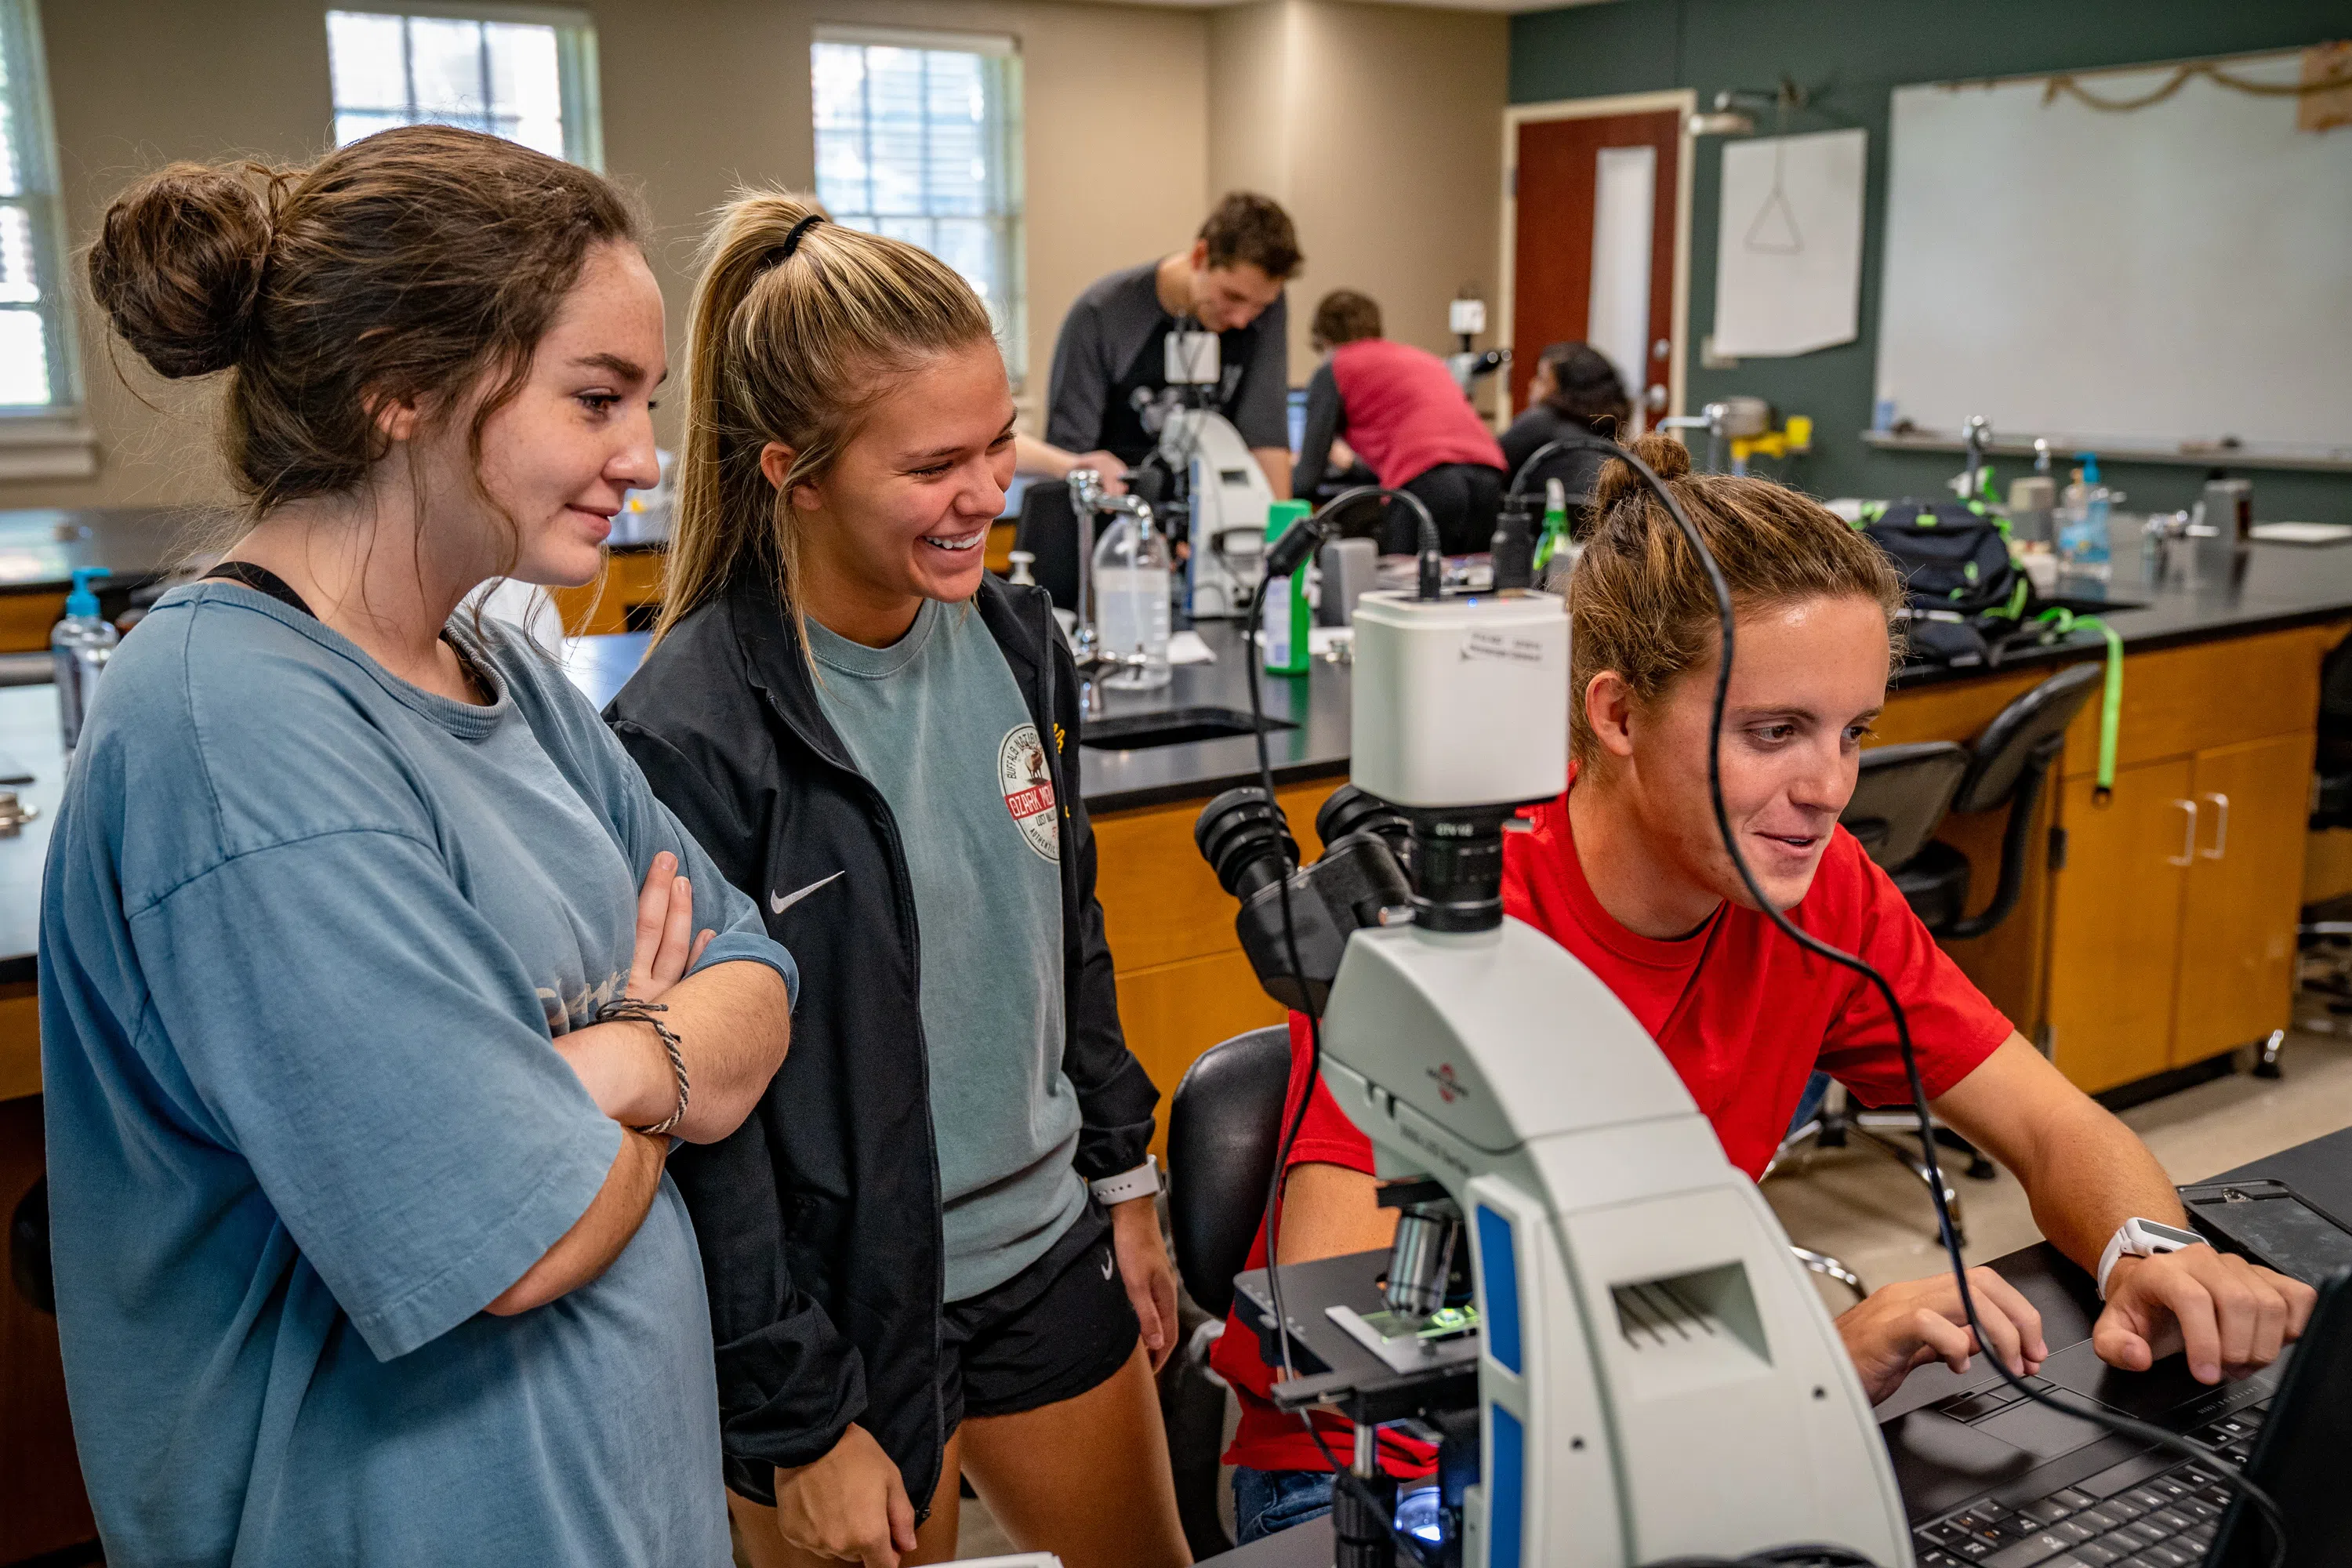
[770,212,825,267]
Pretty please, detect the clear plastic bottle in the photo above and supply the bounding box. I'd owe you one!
[2058,452,2113,580]
[53,566,118,754]
[1091,510,1172,690]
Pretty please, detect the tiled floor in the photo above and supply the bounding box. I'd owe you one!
[931,1030,2352,1562]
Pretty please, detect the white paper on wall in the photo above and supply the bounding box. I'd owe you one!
[1711,127,1867,358]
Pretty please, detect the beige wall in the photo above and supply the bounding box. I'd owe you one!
[1208,0,1508,415]
[9,0,1502,510]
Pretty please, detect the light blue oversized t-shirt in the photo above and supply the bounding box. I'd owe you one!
[38,582,798,1567]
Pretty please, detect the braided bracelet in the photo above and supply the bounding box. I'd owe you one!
[594,998,690,1136]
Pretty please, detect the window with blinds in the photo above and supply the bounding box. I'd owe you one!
[326,6,602,169]
[0,0,71,412]
[812,27,1026,383]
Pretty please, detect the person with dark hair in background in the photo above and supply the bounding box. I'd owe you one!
[1498,340,1632,505]
[1293,289,1509,556]
[1040,191,1304,497]
[42,127,798,1566]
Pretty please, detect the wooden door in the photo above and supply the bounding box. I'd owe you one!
[1509,109,1681,425]
[2172,731,2314,1066]
[1,1095,97,1563]
[2045,760,2194,1093]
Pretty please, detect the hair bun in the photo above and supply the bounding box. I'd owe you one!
[87,162,275,379]
[1592,429,1692,515]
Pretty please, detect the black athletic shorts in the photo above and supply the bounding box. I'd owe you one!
[941,1199,1140,1428]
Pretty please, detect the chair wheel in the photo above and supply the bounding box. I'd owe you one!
[1966,1156,1996,1180]
[2253,1058,2284,1080]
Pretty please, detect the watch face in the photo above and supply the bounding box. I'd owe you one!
[2140,1220,2202,1250]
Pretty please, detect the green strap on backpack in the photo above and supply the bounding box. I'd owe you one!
[2033,608,2124,802]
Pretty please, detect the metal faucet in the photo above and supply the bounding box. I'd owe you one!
[1957,415,1992,501]
[1064,469,1157,714]
[1656,402,1731,474]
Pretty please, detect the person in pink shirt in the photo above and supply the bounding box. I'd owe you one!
[1294,290,1508,554]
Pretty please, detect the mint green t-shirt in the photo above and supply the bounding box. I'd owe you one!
[808,599,1087,1301]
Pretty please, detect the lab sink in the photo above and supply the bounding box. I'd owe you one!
[1080,706,1298,751]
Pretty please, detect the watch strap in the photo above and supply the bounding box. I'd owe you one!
[2096,1217,2193,1299]
[1090,1156,1160,1207]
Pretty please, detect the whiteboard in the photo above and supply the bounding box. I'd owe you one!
[1875,52,2352,459]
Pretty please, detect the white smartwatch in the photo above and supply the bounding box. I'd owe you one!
[2096,1217,2203,1298]
[1090,1156,1161,1207]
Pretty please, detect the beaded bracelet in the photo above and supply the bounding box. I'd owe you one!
[594,998,691,1136]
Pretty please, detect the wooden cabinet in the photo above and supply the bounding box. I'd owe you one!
[1,1095,96,1563]
[550,547,666,637]
[1092,776,1343,1154]
[2171,733,2311,1068]
[2046,760,2196,1091]
[2042,625,2333,1093]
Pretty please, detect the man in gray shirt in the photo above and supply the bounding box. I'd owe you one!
[1036,191,1304,499]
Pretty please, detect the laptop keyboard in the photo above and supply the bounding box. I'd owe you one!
[1911,1400,2267,1568]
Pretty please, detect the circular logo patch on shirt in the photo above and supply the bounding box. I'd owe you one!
[1000,724,1061,863]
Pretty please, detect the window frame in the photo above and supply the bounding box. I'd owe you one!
[325,2,604,171]
[811,24,1027,387]
[0,0,88,459]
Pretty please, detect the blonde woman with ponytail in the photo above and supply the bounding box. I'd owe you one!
[607,196,1188,1568]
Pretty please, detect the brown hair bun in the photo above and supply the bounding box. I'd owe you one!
[1590,430,1691,517]
[88,162,277,380]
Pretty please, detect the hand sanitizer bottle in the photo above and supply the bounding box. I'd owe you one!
[53,567,118,754]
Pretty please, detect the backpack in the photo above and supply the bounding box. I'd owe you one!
[1855,499,2032,667]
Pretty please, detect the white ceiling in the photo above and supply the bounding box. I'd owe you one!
[1076,0,1609,13]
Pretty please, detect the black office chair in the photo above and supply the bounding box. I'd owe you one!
[2292,633,2352,1077]
[1909,659,2105,942]
[10,1174,51,1315]
[1163,1024,1291,1560]
[1011,479,1081,612]
[1840,742,1971,924]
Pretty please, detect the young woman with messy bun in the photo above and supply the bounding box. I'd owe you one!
[41,126,797,1566]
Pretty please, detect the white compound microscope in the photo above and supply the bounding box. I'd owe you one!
[1194,512,1912,1568]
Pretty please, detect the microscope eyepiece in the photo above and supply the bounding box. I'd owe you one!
[1194,786,1298,904]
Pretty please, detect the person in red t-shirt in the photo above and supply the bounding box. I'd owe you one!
[1214,433,2314,1547]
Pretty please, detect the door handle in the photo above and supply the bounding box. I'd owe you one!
[2198,792,2230,859]
[2167,798,2198,866]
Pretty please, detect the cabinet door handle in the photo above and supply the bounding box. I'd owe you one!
[2198,793,2230,859]
[2167,798,2198,867]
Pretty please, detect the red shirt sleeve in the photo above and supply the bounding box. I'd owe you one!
[1812,830,2014,1108]
[1273,1010,1378,1177]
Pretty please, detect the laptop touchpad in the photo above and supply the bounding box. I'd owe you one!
[1882,1410,2037,1519]
[1975,1396,2118,1460]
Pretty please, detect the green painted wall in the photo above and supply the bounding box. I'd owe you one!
[1508,1,2350,521]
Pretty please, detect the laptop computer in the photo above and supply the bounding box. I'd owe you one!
[1882,1269,2351,1568]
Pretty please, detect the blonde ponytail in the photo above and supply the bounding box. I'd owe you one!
[655,191,997,646]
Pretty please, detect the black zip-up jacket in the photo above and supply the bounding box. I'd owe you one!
[603,572,1157,1510]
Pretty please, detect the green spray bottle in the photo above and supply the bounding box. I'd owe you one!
[1261,499,1313,675]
